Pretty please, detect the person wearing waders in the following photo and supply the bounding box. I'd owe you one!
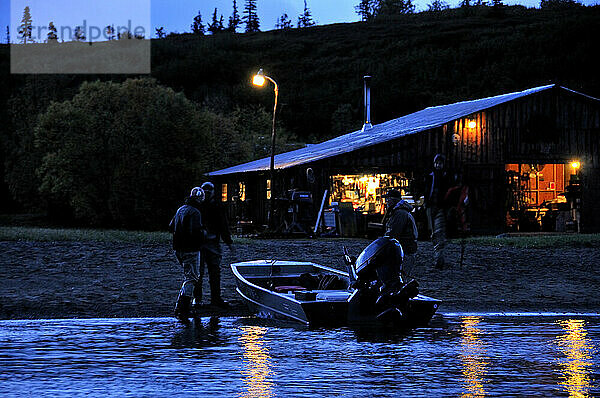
[197,181,235,309]
[382,190,418,279]
[169,187,207,324]
[425,154,456,269]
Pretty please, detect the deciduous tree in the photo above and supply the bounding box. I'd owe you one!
[35,78,213,229]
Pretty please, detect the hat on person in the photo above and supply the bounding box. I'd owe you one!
[201,182,214,192]
[397,199,414,212]
[383,189,402,199]
[190,186,205,202]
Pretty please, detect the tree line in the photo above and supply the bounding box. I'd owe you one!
[8,0,584,43]
[179,0,316,36]
[11,6,145,44]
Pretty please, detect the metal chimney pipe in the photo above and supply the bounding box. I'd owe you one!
[362,75,372,131]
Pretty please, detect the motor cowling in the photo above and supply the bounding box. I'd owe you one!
[350,237,419,324]
[354,237,404,292]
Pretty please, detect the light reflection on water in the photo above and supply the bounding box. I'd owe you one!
[238,326,274,398]
[0,315,598,397]
[555,319,595,398]
[460,316,488,398]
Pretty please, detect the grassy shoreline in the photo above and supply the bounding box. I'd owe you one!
[1,226,600,248]
[0,226,171,244]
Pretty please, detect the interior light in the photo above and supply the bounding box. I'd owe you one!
[468,120,477,129]
[571,161,581,170]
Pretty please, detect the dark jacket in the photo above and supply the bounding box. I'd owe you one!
[199,199,233,247]
[169,198,206,251]
[384,202,418,254]
[424,170,456,209]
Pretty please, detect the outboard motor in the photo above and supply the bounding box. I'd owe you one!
[348,237,419,324]
[355,237,404,293]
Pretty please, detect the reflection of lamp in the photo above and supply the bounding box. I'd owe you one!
[239,326,274,398]
[252,68,279,228]
[555,319,593,397]
[460,316,488,397]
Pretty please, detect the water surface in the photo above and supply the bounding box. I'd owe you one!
[1,314,598,397]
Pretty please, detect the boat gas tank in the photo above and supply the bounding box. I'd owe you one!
[354,237,404,281]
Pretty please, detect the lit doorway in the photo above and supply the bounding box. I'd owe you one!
[505,163,581,232]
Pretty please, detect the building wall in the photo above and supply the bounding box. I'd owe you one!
[212,87,600,233]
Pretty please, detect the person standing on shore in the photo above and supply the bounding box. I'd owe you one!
[198,181,235,309]
[424,154,456,269]
[382,190,418,278]
[169,187,207,324]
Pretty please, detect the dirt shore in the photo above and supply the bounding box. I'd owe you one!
[1,238,599,320]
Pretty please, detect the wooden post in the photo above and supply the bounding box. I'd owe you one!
[314,190,328,235]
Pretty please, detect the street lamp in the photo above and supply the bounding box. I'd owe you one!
[252,68,279,229]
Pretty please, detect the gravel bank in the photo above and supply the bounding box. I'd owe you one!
[1,238,599,320]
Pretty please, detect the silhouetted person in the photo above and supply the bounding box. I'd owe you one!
[382,189,418,278]
[424,154,456,269]
[169,187,207,324]
[197,181,235,309]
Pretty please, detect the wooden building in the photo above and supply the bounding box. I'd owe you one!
[208,84,600,235]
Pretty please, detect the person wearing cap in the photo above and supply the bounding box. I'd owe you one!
[197,181,235,309]
[424,154,457,269]
[169,186,207,324]
[382,189,418,278]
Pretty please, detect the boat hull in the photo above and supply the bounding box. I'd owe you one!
[231,260,440,328]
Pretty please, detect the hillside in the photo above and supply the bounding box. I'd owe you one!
[2,6,599,141]
[150,5,600,140]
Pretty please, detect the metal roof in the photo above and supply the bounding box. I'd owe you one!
[208,84,595,176]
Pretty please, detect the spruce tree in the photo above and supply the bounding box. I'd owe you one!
[208,8,224,34]
[243,0,260,33]
[377,0,415,15]
[6,26,10,44]
[427,0,449,11]
[47,22,58,42]
[275,13,293,30]
[155,27,166,39]
[18,6,33,44]
[228,0,241,32]
[105,25,116,40]
[355,0,378,21]
[297,0,315,28]
[73,26,86,41]
[191,11,205,35]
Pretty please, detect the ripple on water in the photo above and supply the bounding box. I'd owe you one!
[0,315,598,397]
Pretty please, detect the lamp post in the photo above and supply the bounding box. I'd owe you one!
[252,68,279,229]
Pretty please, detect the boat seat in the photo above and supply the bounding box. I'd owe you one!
[274,285,306,293]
